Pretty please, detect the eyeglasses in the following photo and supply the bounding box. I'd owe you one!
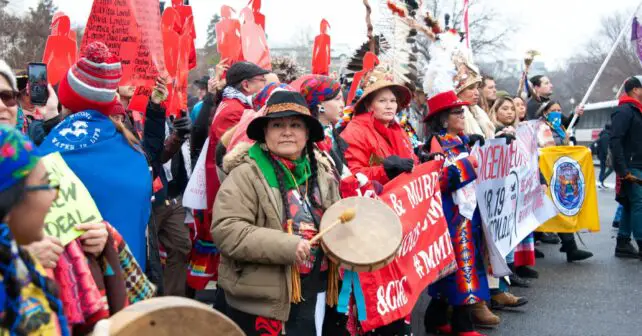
[25,183,60,198]
[450,109,465,115]
[0,90,19,107]
[247,77,267,83]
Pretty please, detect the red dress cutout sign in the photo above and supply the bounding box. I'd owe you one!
[216,6,243,65]
[42,13,77,85]
[247,0,265,31]
[165,16,192,117]
[312,19,331,75]
[161,8,180,78]
[346,51,379,106]
[240,7,271,70]
[171,0,197,70]
[82,0,166,87]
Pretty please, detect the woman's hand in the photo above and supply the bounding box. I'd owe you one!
[150,76,169,105]
[575,104,585,117]
[76,222,109,257]
[215,58,230,81]
[207,77,219,94]
[25,236,63,269]
[295,240,311,264]
[43,84,59,121]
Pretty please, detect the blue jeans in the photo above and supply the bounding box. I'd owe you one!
[599,157,613,183]
[613,204,623,224]
[619,169,642,240]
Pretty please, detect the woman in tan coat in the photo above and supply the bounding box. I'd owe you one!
[212,91,341,335]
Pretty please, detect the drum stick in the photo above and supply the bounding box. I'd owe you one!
[310,208,356,244]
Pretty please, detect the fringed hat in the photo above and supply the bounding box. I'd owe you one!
[246,91,324,142]
[454,62,482,94]
[353,68,411,114]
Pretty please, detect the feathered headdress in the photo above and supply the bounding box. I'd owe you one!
[422,28,479,98]
[271,56,304,84]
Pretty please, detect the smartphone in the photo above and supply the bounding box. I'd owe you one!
[28,63,49,106]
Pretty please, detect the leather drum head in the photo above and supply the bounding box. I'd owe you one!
[320,196,402,271]
[106,297,245,336]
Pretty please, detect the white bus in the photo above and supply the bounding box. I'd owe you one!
[573,100,618,146]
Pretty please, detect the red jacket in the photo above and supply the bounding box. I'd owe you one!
[205,97,252,209]
[341,112,418,185]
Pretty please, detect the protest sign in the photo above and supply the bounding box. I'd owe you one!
[312,19,331,75]
[41,152,103,246]
[538,145,600,233]
[357,160,456,332]
[43,13,77,85]
[82,0,166,87]
[240,7,271,70]
[474,123,558,266]
[183,139,209,210]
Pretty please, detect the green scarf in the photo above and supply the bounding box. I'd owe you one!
[248,143,312,189]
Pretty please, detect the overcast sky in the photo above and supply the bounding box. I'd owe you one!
[9,0,642,68]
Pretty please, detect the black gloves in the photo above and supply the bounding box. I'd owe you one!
[467,134,485,147]
[496,132,516,145]
[383,155,414,179]
[173,117,191,139]
[419,152,446,163]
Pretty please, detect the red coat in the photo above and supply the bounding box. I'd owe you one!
[341,112,418,185]
[205,97,251,209]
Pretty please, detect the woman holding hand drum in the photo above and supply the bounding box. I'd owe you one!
[211,91,341,335]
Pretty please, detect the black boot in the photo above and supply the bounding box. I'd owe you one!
[538,232,561,244]
[535,248,545,259]
[615,237,639,259]
[508,263,530,288]
[424,298,451,334]
[560,237,593,262]
[515,265,539,279]
[452,305,476,333]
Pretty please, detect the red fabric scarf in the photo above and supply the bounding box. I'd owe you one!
[371,115,415,160]
[619,95,642,114]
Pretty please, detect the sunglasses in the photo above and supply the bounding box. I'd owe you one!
[450,108,465,115]
[25,183,61,199]
[0,90,19,107]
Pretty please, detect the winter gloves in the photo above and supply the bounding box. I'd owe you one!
[467,134,485,147]
[383,155,414,180]
[173,117,191,139]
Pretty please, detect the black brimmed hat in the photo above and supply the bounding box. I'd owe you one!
[247,91,324,143]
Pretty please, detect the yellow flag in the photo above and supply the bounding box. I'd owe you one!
[537,146,600,233]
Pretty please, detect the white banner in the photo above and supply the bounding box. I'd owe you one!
[473,123,558,274]
[182,138,209,210]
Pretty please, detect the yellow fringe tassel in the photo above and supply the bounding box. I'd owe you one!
[326,261,339,307]
[288,219,303,304]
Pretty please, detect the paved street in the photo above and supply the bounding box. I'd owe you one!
[412,173,642,336]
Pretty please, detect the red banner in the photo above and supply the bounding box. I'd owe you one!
[82,0,166,87]
[358,161,456,331]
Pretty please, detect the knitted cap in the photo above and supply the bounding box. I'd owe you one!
[0,60,17,91]
[0,125,39,192]
[299,75,341,117]
[58,42,123,116]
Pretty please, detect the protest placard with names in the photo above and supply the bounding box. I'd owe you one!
[473,122,558,267]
